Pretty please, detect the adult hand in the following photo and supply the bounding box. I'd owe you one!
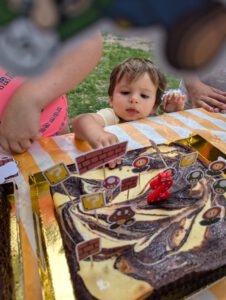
[0,89,41,153]
[185,78,226,113]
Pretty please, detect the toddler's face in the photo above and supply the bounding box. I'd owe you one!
[109,72,157,121]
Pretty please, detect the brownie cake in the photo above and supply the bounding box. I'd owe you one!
[51,142,226,300]
[0,184,14,300]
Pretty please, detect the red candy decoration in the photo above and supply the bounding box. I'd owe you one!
[147,170,173,204]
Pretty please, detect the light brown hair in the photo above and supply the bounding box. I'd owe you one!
[108,58,167,108]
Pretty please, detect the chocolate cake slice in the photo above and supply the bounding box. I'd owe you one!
[51,142,226,300]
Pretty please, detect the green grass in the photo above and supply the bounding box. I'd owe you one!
[67,35,181,128]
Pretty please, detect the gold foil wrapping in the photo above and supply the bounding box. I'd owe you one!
[0,183,23,300]
[30,179,74,300]
[29,134,226,299]
[179,134,226,164]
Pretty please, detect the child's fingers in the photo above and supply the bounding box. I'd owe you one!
[109,135,119,145]
[89,140,102,149]
[164,93,182,103]
[177,94,186,102]
[0,136,10,153]
[101,140,112,148]
[162,95,170,103]
[173,93,183,100]
[90,132,118,149]
[9,141,26,153]
[182,95,186,102]
[19,139,33,151]
[108,160,117,169]
[105,132,119,145]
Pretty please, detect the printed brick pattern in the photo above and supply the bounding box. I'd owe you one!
[76,238,100,260]
[75,141,128,175]
[121,176,138,192]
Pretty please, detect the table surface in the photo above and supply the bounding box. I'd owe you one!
[12,108,226,300]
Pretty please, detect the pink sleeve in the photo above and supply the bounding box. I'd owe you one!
[0,67,68,137]
[0,67,25,119]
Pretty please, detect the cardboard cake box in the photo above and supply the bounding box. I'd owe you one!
[28,134,226,300]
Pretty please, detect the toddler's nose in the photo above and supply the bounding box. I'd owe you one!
[129,95,138,103]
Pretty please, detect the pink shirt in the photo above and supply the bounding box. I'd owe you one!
[0,67,68,137]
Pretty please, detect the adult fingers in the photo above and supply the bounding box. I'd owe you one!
[199,96,226,110]
[194,99,214,112]
[212,88,226,95]
[210,90,226,104]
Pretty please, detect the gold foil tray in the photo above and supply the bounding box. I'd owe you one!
[29,134,226,299]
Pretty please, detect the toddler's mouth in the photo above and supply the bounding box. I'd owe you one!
[126,108,139,116]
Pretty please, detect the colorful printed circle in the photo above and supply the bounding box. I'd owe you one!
[133,156,149,169]
[209,160,226,172]
[186,170,204,184]
[103,176,120,189]
[213,179,226,194]
[203,206,221,221]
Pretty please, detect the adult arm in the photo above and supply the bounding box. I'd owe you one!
[0,32,103,153]
[184,76,226,112]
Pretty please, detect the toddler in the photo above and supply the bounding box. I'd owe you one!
[72,58,185,166]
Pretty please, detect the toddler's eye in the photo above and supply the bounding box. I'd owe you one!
[121,91,129,95]
[141,94,149,99]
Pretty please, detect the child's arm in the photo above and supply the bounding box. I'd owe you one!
[73,113,121,168]
[72,113,119,149]
[160,89,186,113]
[0,33,103,153]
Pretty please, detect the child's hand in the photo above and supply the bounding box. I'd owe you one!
[0,94,41,153]
[73,113,122,169]
[161,89,186,113]
[89,131,121,169]
[88,131,118,149]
